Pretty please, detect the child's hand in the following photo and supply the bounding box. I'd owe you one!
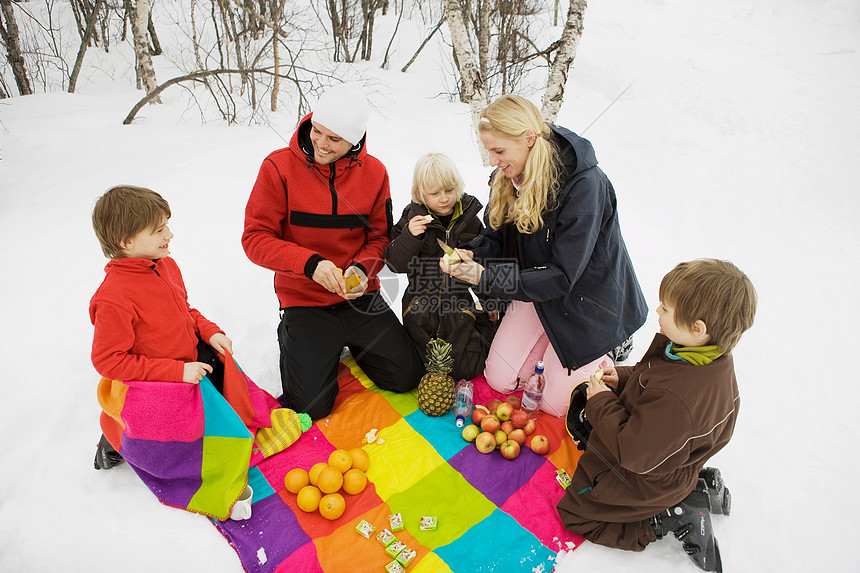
[183,361,213,384]
[586,369,612,399]
[600,366,619,388]
[407,214,432,236]
[209,332,233,356]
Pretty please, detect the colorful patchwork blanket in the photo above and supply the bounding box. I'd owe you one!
[97,354,281,520]
[213,357,585,572]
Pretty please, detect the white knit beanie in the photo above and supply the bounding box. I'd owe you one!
[312,83,369,146]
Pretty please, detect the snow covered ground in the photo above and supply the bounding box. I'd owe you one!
[1,0,858,571]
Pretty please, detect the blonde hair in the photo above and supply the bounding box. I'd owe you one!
[411,153,465,204]
[92,185,171,259]
[479,94,558,233]
[659,259,757,353]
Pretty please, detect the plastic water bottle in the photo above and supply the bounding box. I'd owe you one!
[521,361,546,419]
[452,379,474,427]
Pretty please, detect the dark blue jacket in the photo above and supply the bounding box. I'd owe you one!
[470,124,647,368]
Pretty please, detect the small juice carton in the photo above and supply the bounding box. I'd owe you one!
[419,516,437,531]
[376,529,397,548]
[556,469,572,489]
[355,520,376,539]
[385,541,407,559]
[385,561,405,573]
[388,512,404,532]
[396,547,416,567]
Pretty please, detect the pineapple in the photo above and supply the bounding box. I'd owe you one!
[417,338,456,416]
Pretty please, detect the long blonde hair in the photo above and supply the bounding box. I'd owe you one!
[479,95,558,233]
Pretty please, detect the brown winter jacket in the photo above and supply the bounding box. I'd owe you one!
[558,333,740,531]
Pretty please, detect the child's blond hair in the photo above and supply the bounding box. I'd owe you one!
[659,259,757,353]
[411,153,465,205]
[92,185,171,259]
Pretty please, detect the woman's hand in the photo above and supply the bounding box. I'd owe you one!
[440,248,483,285]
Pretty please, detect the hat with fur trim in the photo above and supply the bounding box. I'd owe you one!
[312,83,369,146]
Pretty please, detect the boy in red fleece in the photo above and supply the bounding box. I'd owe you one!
[89,185,233,469]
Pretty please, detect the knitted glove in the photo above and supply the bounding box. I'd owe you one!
[254,408,313,458]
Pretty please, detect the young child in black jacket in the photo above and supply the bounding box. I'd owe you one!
[385,153,498,379]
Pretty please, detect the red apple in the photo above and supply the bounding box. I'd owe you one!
[493,429,507,447]
[471,404,490,426]
[475,432,496,453]
[480,414,501,434]
[487,398,503,413]
[508,428,527,446]
[510,409,529,430]
[523,418,536,436]
[500,421,514,435]
[499,439,521,460]
[504,395,522,410]
[496,401,514,422]
[529,434,551,455]
[461,424,480,443]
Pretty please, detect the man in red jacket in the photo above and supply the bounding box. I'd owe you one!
[243,84,422,419]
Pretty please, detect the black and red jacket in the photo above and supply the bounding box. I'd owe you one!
[242,113,393,308]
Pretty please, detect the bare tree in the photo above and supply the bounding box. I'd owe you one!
[69,0,105,93]
[125,0,160,101]
[0,0,33,95]
[443,0,487,161]
[541,0,585,122]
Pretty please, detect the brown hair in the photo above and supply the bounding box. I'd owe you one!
[478,94,558,234]
[92,185,171,259]
[659,259,757,353]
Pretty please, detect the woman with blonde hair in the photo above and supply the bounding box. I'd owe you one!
[442,94,647,416]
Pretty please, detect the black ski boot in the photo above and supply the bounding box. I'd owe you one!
[651,479,723,572]
[93,434,124,470]
[699,467,731,516]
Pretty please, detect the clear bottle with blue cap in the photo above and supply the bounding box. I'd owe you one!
[452,378,474,427]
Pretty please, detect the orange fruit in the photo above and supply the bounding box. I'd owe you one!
[296,485,322,513]
[328,449,353,474]
[319,492,346,520]
[284,468,309,494]
[348,448,370,472]
[342,468,367,495]
[317,465,344,494]
[308,462,328,486]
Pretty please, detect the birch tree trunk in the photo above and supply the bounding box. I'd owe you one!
[0,0,32,96]
[443,0,488,163]
[541,0,585,122]
[128,0,160,102]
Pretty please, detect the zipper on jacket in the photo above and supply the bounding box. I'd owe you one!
[579,295,619,318]
[328,168,337,214]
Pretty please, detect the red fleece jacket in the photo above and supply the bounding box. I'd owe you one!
[89,257,223,382]
[242,113,392,308]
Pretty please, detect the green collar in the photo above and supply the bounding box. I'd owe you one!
[429,200,463,229]
[665,343,723,366]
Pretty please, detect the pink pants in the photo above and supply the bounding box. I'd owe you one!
[483,300,613,417]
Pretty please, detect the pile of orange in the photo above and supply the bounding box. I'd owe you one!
[284,447,370,520]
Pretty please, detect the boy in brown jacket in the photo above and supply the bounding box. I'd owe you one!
[557,259,757,572]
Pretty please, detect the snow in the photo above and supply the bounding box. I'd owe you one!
[1,0,858,571]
